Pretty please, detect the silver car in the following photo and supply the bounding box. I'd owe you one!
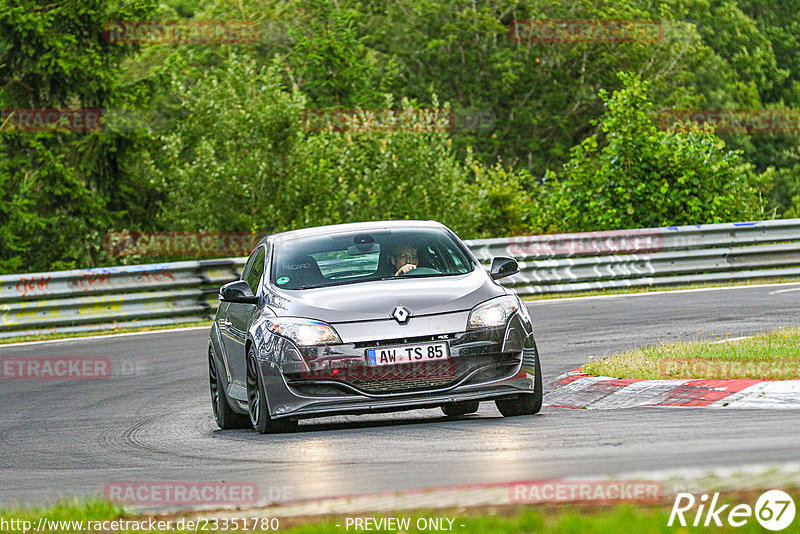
[208,220,541,433]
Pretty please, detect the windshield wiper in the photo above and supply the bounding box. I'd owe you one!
[379,273,446,281]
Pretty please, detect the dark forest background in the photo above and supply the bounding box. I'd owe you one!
[1,0,798,273]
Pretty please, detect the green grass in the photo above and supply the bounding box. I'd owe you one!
[0,499,125,526]
[2,493,797,533]
[584,327,800,380]
[521,277,800,300]
[0,321,213,345]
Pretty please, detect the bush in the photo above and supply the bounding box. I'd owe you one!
[541,72,770,232]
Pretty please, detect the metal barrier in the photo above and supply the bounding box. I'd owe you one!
[464,218,800,295]
[1,219,799,339]
[0,259,246,339]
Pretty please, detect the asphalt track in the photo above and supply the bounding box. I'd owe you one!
[1,283,799,509]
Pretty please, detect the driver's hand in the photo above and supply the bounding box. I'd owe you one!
[395,264,417,276]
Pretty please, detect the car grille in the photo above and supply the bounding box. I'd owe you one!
[337,359,464,393]
[288,353,522,396]
[347,376,455,393]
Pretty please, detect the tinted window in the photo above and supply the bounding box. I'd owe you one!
[241,249,259,284]
[271,228,473,290]
[246,247,266,292]
[312,249,381,278]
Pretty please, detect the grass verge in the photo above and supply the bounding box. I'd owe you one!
[0,321,213,345]
[583,327,800,380]
[2,490,797,533]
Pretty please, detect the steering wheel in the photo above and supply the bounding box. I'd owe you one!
[399,267,440,276]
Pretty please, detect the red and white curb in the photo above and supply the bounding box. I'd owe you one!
[544,369,800,409]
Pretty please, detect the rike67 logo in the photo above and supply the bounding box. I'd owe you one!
[669,490,796,531]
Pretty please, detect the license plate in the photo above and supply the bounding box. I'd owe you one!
[366,342,449,367]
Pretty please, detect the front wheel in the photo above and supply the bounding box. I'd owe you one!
[209,348,251,430]
[495,345,543,417]
[246,347,298,434]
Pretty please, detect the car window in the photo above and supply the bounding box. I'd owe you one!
[246,247,266,293]
[312,249,381,278]
[271,228,473,290]
[441,242,468,271]
[240,249,259,284]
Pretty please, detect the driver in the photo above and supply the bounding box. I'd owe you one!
[390,245,418,276]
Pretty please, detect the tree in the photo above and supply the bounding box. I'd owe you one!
[141,55,306,235]
[139,52,532,239]
[542,72,769,231]
[0,0,158,272]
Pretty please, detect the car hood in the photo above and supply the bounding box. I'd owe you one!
[269,269,506,324]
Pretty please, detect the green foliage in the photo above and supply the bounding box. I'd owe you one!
[140,51,529,239]
[0,0,158,273]
[141,55,306,234]
[541,72,768,231]
[771,164,800,218]
[363,0,750,173]
[737,0,800,105]
[1,0,799,274]
[283,0,400,108]
[294,105,531,238]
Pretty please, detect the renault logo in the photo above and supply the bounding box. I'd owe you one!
[391,306,411,323]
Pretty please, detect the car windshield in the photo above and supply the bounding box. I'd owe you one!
[270,228,474,290]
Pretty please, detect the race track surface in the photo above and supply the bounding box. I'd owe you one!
[2,283,799,508]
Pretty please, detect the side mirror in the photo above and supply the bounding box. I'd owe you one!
[490,256,519,280]
[219,280,259,304]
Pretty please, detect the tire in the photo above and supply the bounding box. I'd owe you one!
[246,346,298,434]
[495,343,543,417]
[209,348,251,430]
[442,401,480,417]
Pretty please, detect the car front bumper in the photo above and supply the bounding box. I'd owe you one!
[252,312,538,419]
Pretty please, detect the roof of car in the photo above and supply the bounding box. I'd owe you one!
[259,220,447,245]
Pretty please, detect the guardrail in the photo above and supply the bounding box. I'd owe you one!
[464,218,800,295]
[0,259,246,339]
[1,219,799,339]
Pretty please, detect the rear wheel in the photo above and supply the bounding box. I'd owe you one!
[209,348,250,430]
[246,346,298,434]
[442,401,480,417]
[495,345,543,417]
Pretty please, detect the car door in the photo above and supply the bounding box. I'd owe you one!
[223,246,265,389]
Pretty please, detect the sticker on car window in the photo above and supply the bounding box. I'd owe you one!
[282,263,310,270]
[276,276,289,285]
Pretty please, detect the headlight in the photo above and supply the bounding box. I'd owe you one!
[467,295,519,329]
[264,317,342,346]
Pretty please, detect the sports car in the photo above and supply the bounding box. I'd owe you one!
[208,220,541,433]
